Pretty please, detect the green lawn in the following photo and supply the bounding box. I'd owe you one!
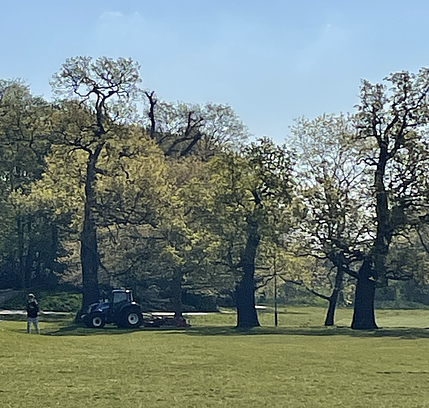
[2,307,429,407]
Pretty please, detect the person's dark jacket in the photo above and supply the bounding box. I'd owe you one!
[26,300,39,318]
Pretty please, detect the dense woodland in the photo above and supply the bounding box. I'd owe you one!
[2,57,429,328]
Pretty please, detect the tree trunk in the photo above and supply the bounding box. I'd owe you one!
[17,214,32,290]
[236,217,260,328]
[324,265,344,326]
[351,259,378,329]
[351,144,389,329]
[50,222,59,266]
[24,248,34,289]
[171,269,183,318]
[325,289,340,327]
[24,217,33,288]
[373,145,390,287]
[17,214,26,290]
[236,271,260,328]
[81,214,99,308]
[81,150,101,308]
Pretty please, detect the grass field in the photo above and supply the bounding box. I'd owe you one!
[2,307,429,407]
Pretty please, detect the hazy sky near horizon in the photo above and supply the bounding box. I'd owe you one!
[1,0,429,142]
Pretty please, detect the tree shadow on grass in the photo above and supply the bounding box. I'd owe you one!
[43,323,184,336]
[179,325,429,339]
[39,321,429,339]
[43,324,129,336]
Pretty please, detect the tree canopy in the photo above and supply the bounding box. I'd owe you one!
[3,58,429,328]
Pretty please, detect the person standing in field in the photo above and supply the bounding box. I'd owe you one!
[26,293,40,334]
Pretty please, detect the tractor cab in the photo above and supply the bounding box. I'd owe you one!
[109,289,134,304]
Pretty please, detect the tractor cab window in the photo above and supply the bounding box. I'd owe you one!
[113,292,128,304]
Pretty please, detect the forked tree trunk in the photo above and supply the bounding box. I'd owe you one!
[236,217,260,328]
[351,144,389,330]
[351,259,378,330]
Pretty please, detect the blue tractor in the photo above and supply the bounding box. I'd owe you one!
[82,289,144,329]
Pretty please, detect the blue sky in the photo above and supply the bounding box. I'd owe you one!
[1,0,429,142]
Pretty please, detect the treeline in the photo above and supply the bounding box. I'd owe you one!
[2,57,429,328]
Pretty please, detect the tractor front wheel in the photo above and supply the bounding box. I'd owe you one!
[88,312,105,328]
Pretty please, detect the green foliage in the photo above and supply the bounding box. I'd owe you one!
[39,292,83,312]
[0,80,58,289]
[6,59,429,328]
[0,79,51,191]
[0,291,27,309]
[51,56,141,120]
[291,114,369,262]
[193,138,295,275]
[1,291,82,312]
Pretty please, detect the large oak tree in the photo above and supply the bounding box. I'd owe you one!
[352,69,429,329]
[50,56,142,307]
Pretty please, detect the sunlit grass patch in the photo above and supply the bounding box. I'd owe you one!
[1,308,429,407]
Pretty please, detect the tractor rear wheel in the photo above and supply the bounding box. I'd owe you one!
[120,308,142,328]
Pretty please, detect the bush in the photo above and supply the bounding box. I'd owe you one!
[40,293,82,312]
[1,292,28,309]
[1,291,82,312]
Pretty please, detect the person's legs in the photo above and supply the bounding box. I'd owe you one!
[27,317,39,334]
[33,318,40,334]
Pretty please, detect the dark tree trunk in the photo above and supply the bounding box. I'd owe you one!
[351,143,389,330]
[373,145,390,287]
[17,214,32,290]
[24,249,34,289]
[17,214,26,290]
[24,217,33,288]
[81,150,101,308]
[324,265,344,326]
[144,91,157,139]
[51,222,59,263]
[81,212,99,308]
[236,270,260,328]
[236,217,260,328]
[171,269,183,318]
[324,295,338,327]
[324,289,340,327]
[351,259,378,330]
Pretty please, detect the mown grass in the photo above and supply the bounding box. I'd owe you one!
[2,307,429,407]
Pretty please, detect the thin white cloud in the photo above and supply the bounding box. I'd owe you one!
[99,11,124,19]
